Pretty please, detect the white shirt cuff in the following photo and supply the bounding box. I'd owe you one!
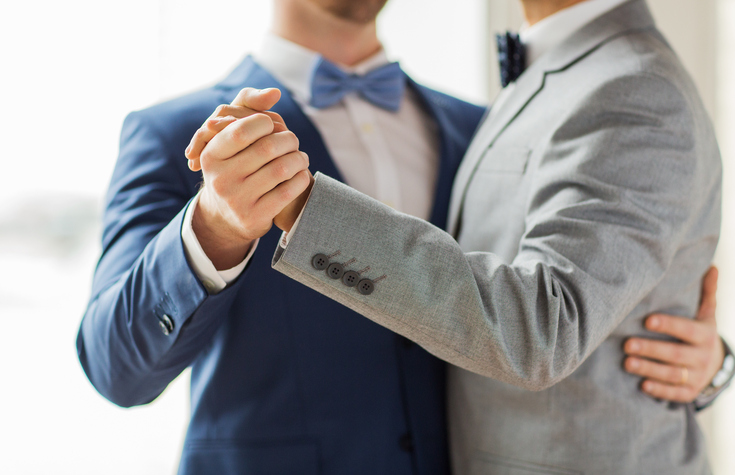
[182,191,258,294]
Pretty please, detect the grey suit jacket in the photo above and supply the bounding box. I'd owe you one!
[273,1,722,473]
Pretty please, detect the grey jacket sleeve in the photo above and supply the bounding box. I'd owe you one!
[272,74,720,391]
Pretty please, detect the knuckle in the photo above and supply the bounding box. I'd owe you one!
[258,137,277,157]
[214,104,228,116]
[279,185,296,203]
[205,117,219,130]
[285,131,299,149]
[670,345,683,363]
[200,149,216,171]
[254,113,274,131]
[272,160,291,180]
[666,366,680,382]
[702,331,718,348]
[231,122,249,143]
[208,176,225,196]
[193,128,206,142]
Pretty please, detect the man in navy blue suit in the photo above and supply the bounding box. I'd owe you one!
[77,0,728,473]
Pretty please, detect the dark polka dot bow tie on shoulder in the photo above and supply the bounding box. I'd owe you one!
[496,32,527,88]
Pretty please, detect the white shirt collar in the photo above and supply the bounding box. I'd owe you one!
[520,0,632,66]
[253,33,391,103]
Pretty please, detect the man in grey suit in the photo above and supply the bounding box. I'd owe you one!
[188,0,729,472]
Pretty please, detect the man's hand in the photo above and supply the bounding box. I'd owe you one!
[624,266,723,402]
[186,87,314,236]
[185,88,288,171]
[187,88,311,269]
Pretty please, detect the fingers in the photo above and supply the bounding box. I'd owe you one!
[696,266,718,322]
[625,356,691,386]
[186,106,287,168]
[623,337,698,367]
[643,314,713,346]
[245,150,309,199]
[638,380,699,403]
[231,87,282,111]
[255,169,312,219]
[186,115,238,170]
[201,114,275,164]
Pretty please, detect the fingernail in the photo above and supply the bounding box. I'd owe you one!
[648,316,660,329]
[185,144,191,155]
[627,341,640,353]
[187,159,194,171]
[642,381,654,392]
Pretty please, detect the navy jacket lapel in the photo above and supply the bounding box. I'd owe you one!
[216,56,345,183]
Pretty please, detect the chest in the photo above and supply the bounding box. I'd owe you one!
[454,82,583,261]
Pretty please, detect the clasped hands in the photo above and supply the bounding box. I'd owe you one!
[185,88,313,271]
[185,87,725,404]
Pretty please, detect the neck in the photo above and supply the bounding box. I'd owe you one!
[520,0,589,25]
[272,0,382,67]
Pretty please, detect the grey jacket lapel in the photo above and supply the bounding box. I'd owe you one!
[447,0,658,236]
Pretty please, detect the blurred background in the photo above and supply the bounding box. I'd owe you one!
[0,0,732,473]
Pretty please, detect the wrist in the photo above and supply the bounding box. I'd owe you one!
[193,194,254,270]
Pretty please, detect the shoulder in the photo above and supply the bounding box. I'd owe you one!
[580,27,703,112]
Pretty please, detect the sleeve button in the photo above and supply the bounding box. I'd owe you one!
[357,279,374,295]
[342,271,360,287]
[326,262,345,279]
[159,314,174,335]
[312,254,330,270]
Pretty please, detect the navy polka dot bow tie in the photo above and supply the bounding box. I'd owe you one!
[496,32,527,88]
[309,57,406,112]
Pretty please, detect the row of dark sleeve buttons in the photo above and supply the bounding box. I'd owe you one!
[312,253,374,295]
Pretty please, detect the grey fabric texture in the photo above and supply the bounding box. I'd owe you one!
[272,1,721,473]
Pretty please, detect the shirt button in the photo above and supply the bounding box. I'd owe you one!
[361,123,374,134]
[399,433,414,452]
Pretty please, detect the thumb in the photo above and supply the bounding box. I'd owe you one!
[696,265,718,322]
[231,87,282,111]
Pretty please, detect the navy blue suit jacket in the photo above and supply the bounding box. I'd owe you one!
[77,57,485,475]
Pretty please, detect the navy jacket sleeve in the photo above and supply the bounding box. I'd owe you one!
[77,110,242,407]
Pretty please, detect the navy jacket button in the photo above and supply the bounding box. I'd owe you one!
[357,279,375,295]
[159,314,174,335]
[311,254,330,270]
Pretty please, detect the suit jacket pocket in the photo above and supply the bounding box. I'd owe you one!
[476,146,531,174]
[471,451,583,475]
[180,438,319,475]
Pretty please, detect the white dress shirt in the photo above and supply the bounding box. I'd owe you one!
[182,34,439,293]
